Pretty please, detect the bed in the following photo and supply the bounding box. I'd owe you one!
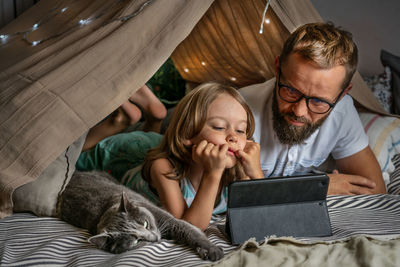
[2,192,400,266]
[2,0,400,266]
[3,70,400,266]
[1,151,400,267]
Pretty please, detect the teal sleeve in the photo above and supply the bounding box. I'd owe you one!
[76,131,162,181]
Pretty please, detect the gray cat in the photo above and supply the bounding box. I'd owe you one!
[57,170,223,261]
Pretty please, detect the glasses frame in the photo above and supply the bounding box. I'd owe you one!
[277,67,346,114]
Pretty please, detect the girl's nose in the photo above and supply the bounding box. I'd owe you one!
[227,132,238,143]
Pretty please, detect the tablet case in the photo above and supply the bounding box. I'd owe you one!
[226,174,332,245]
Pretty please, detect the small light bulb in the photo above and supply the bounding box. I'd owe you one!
[32,40,40,46]
[0,34,8,43]
[79,19,91,25]
[184,68,189,73]
[265,18,270,24]
[61,7,68,13]
[231,77,237,81]
[32,23,39,30]
[201,61,206,66]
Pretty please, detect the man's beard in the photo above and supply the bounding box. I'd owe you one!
[272,90,328,146]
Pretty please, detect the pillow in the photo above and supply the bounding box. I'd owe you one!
[359,112,400,186]
[12,131,87,217]
[381,49,400,115]
[363,66,392,113]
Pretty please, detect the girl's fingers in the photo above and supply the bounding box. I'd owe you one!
[236,149,248,160]
[219,144,229,155]
[195,140,208,153]
[204,143,215,155]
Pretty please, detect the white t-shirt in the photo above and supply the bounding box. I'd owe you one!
[240,78,369,177]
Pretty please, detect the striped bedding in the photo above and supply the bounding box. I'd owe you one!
[2,158,400,266]
[1,194,400,266]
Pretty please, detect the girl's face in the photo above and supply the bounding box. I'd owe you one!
[189,93,248,168]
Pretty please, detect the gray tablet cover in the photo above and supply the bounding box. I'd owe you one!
[226,174,332,245]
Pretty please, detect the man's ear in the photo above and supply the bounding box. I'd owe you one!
[340,83,353,100]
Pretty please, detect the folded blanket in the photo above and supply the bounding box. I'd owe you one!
[208,235,400,267]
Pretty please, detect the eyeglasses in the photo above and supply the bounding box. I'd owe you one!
[277,68,346,114]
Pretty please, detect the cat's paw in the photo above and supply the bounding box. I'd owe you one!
[196,245,224,261]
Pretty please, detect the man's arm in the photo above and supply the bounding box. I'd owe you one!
[328,146,386,195]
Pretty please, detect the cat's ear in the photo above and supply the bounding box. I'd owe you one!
[119,192,129,213]
[88,233,109,249]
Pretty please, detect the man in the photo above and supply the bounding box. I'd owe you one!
[240,22,386,195]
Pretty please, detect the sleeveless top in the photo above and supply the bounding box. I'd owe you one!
[76,131,228,215]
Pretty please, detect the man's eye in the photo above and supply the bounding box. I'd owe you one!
[286,86,300,95]
[310,98,327,105]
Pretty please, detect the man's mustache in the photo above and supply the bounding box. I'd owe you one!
[284,113,310,124]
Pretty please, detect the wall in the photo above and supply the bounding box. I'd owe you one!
[311,0,400,77]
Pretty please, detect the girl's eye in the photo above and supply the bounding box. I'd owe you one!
[236,130,246,134]
[143,220,148,229]
[212,126,225,131]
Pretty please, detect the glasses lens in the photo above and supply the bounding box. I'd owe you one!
[279,85,301,102]
[279,85,331,114]
[308,98,331,113]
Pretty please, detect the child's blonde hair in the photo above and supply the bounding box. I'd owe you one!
[142,82,255,186]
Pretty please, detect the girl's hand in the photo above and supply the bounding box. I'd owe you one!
[192,140,228,176]
[236,140,263,179]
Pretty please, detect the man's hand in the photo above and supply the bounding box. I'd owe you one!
[236,140,263,179]
[327,169,377,195]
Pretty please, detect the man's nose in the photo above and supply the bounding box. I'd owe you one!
[292,97,308,117]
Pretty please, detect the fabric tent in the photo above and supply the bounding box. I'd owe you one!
[0,0,387,218]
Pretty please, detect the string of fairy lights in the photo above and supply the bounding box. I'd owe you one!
[183,0,272,83]
[0,0,154,47]
[259,0,271,34]
[0,0,272,84]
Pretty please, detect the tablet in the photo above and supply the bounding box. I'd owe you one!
[226,173,332,245]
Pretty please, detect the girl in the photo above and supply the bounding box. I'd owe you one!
[77,82,263,230]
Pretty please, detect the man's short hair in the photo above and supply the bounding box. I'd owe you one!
[279,22,358,89]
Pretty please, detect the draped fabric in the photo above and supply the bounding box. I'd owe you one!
[0,0,214,218]
[0,0,392,218]
[171,0,290,87]
[171,0,387,115]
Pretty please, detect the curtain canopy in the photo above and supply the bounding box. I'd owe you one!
[0,0,214,218]
[0,0,388,218]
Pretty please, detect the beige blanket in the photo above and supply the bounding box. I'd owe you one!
[206,235,400,267]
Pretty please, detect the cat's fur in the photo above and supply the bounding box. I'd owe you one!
[57,170,223,261]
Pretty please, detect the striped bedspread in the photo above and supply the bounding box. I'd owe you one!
[1,194,400,267]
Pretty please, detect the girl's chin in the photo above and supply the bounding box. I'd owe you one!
[225,158,237,169]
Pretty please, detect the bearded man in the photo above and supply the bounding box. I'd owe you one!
[240,22,386,195]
